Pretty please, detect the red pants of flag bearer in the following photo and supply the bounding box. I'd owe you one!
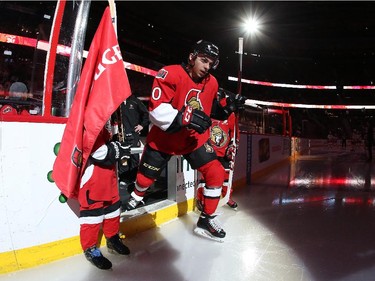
[78,161,121,251]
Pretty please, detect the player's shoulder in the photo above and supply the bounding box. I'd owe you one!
[204,74,219,93]
[155,64,183,80]
[208,73,218,85]
[162,64,181,71]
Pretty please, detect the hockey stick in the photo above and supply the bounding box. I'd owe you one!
[220,116,238,206]
[218,137,235,207]
[218,38,244,207]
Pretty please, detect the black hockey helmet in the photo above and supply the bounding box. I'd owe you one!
[191,40,220,70]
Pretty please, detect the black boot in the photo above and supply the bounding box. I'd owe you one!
[84,246,112,270]
[107,234,130,255]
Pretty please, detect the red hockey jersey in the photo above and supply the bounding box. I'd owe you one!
[147,64,219,155]
[209,113,238,157]
[80,127,118,202]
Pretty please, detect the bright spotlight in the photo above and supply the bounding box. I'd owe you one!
[244,18,260,34]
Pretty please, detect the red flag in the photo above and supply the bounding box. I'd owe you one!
[53,7,131,199]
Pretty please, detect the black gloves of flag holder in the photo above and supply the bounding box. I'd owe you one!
[167,105,212,134]
[109,141,131,161]
[90,141,131,167]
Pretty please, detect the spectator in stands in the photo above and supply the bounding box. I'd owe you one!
[9,81,29,100]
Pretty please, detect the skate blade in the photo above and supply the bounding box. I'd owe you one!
[226,205,238,211]
[193,227,224,243]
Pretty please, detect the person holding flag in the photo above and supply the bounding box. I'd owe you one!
[53,7,132,270]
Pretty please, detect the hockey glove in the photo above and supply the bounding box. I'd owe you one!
[234,94,246,111]
[224,94,246,115]
[225,143,237,162]
[109,141,131,162]
[168,105,212,134]
[90,141,131,167]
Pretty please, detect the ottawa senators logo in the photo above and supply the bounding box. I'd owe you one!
[185,89,203,110]
[71,146,83,168]
[210,125,228,148]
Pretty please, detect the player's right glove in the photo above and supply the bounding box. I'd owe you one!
[167,105,212,134]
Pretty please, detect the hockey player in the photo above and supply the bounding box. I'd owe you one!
[123,40,245,242]
[80,123,132,270]
[196,90,241,212]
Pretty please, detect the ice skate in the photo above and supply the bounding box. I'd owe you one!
[106,233,130,255]
[226,199,238,211]
[194,212,226,243]
[124,192,144,211]
[84,246,112,270]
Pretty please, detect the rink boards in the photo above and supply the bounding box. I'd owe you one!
[0,121,291,273]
